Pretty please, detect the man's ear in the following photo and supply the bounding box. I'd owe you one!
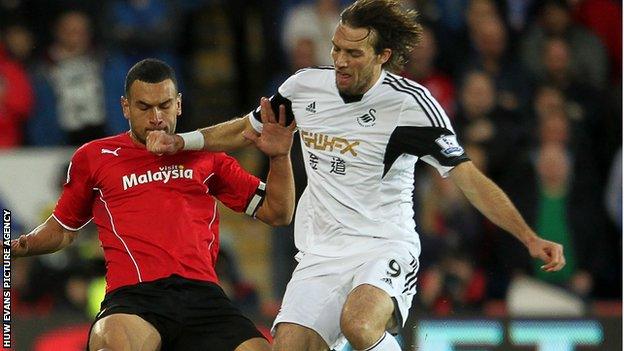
[378,48,392,65]
[121,96,130,120]
[176,93,182,117]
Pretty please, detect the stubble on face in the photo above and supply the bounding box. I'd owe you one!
[124,79,180,144]
[332,24,382,96]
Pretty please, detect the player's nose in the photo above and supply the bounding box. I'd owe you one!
[149,107,165,126]
[334,52,348,68]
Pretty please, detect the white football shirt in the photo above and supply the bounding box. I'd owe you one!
[249,68,469,257]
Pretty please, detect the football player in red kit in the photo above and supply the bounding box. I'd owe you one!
[11,58,296,351]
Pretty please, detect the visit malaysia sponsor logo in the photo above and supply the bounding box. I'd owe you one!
[122,165,193,190]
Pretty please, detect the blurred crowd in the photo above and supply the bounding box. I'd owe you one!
[1,0,621,329]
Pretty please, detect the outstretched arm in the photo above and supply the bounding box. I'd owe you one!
[11,216,79,258]
[147,116,257,154]
[252,97,296,226]
[449,161,565,272]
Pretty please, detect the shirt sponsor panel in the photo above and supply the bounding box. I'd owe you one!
[122,165,194,190]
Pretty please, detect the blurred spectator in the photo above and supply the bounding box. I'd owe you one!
[428,0,470,34]
[530,143,593,297]
[402,24,456,117]
[462,17,529,112]
[0,0,105,53]
[464,0,502,32]
[537,108,570,145]
[532,85,566,121]
[570,0,621,84]
[455,70,526,182]
[536,38,614,185]
[436,0,502,76]
[289,38,318,71]
[504,0,537,36]
[102,0,184,111]
[1,21,36,67]
[540,38,577,89]
[27,10,126,146]
[497,107,613,298]
[103,0,182,71]
[520,0,607,89]
[0,42,33,148]
[282,0,340,66]
[532,102,606,247]
[267,37,318,96]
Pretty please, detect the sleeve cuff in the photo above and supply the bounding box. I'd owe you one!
[52,214,92,231]
[247,112,263,133]
[420,155,470,178]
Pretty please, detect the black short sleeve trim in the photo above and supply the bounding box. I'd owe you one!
[251,93,295,126]
[383,126,470,176]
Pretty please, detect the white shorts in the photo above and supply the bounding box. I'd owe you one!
[272,243,419,348]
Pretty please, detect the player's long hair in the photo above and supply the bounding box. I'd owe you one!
[340,0,422,73]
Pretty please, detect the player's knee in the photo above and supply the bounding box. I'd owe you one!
[340,315,384,350]
[89,318,132,351]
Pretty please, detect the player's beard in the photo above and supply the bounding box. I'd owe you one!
[129,129,148,145]
[336,67,376,96]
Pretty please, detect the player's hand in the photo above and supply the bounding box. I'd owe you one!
[146,130,184,155]
[11,235,29,259]
[526,237,565,272]
[243,97,296,158]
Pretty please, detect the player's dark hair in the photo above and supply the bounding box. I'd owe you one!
[340,0,422,73]
[124,58,178,96]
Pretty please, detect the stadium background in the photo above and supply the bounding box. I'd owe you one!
[0,0,621,350]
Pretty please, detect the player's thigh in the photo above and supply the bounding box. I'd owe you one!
[345,249,419,332]
[89,313,161,351]
[340,284,396,332]
[273,322,329,351]
[273,261,351,347]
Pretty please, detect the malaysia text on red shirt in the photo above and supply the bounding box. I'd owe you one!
[53,133,263,293]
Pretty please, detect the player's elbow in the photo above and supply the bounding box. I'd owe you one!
[259,205,293,226]
[265,212,293,227]
[275,213,294,226]
[62,231,79,247]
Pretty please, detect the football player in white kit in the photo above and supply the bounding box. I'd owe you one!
[147,1,566,350]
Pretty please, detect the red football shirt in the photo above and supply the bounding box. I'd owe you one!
[53,133,263,293]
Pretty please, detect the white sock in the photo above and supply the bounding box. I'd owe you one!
[357,331,401,351]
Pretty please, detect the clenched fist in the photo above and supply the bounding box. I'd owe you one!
[146,130,184,155]
[526,237,566,272]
